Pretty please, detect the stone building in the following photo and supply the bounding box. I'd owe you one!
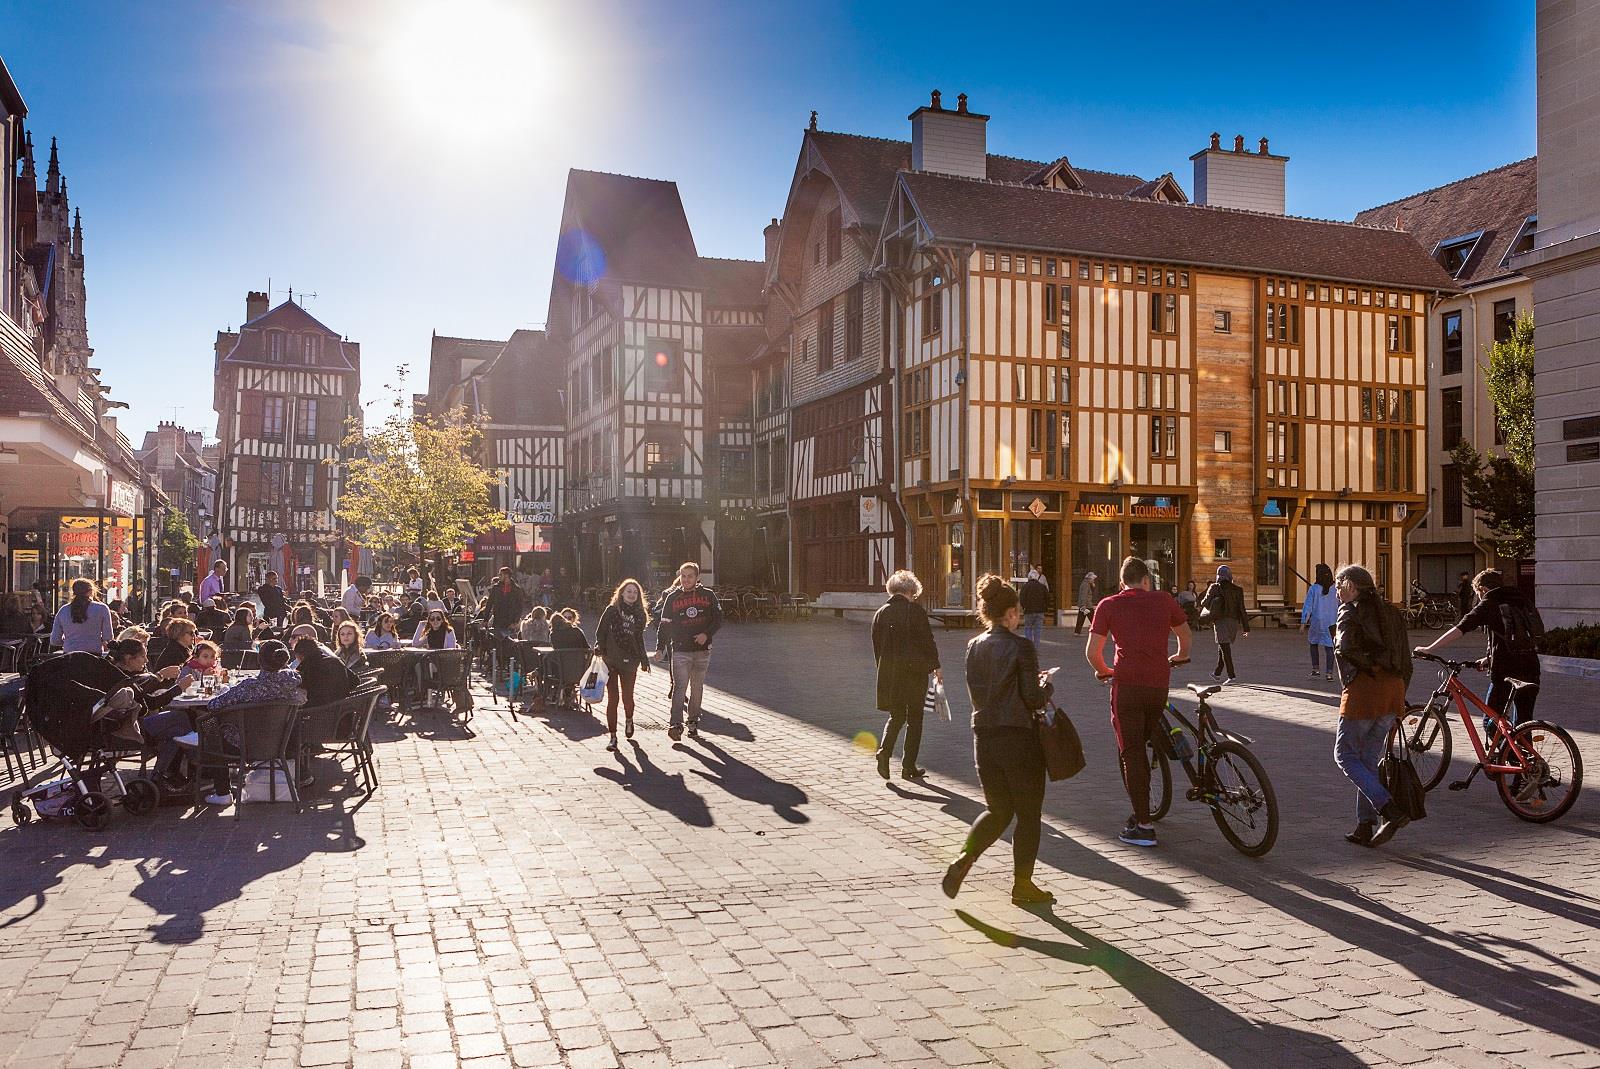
[135,422,217,545]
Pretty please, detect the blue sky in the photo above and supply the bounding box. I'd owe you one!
[4,0,1535,444]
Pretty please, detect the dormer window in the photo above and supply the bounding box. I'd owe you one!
[301,334,320,364]
[1504,215,1537,265]
[268,331,285,362]
[1434,231,1484,278]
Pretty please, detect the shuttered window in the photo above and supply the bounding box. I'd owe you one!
[817,302,835,374]
[826,208,842,264]
[845,283,863,362]
[234,456,260,505]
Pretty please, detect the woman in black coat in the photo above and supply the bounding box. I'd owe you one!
[871,570,941,781]
[595,579,651,751]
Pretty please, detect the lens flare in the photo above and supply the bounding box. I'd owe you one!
[853,731,878,752]
[555,228,606,286]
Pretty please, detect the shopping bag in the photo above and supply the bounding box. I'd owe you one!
[1379,744,1427,822]
[1037,702,1086,781]
[922,680,951,721]
[579,657,608,704]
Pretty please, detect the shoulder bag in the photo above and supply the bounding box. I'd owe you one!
[1036,701,1085,781]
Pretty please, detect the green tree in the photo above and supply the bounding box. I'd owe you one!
[335,388,506,590]
[1451,311,1535,560]
[157,509,200,587]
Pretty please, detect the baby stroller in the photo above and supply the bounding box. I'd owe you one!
[9,652,161,830]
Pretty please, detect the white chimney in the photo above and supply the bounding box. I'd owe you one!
[910,90,988,179]
[1190,133,1288,214]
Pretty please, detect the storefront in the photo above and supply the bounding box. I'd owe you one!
[6,504,155,611]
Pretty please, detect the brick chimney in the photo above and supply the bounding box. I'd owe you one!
[764,217,781,273]
[909,90,988,180]
[245,290,269,322]
[1189,133,1288,214]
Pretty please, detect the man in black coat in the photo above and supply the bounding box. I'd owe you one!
[292,637,359,709]
[871,571,942,781]
[479,567,526,632]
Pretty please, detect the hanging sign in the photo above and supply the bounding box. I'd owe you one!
[1028,497,1047,518]
[859,495,879,531]
[509,497,554,524]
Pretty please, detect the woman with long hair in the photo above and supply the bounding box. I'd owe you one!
[596,579,651,750]
[334,620,367,669]
[50,578,115,654]
[1300,562,1339,680]
[365,612,402,650]
[941,575,1056,906]
[412,607,457,649]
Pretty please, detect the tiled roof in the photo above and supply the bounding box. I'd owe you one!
[898,171,1460,291]
[1353,158,1537,288]
[427,334,505,404]
[559,169,702,286]
[476,329,564,427]
[222,300,359,371]
[704,325,768,369]
[698,257,765,309]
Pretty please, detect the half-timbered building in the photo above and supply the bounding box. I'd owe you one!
[874,117,1458,611]
[212,292,360,590]
[768,98,1183,605]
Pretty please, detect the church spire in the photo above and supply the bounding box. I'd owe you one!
[46,135,60,194]
[73,208,83,256]
[20,132,35,182]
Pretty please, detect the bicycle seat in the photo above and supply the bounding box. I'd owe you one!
[1505,678,1541,695]
[1188,683,1222,701]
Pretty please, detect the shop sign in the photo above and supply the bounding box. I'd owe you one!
[1074,494,1123,519]
[109,479,141,518]
[1396,504,1408,521]
[509,496,554,524]
[859,495,878,531]
[1130,496,1181,520]
[1027,497,1047,518]
[459,549,476,563]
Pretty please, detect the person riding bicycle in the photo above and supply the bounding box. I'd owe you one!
[1414,568,1543,739]
[1085,555,1191,848]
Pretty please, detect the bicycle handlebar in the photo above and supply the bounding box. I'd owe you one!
[1412,649,1480,672]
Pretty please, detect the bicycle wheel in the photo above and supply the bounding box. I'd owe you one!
[1496,719,1583,823]
[1425,607,1450,630]
[1207,741,1278,857]
[1146,741,1172,821]
[1392,703,1451,792]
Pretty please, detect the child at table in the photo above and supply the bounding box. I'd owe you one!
[181,640,224,684]
[517,606,552,644]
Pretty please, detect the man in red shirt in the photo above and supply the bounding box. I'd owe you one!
[1086,556,1191,847]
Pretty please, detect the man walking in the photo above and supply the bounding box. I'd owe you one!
[1085,556,1191,847]
[1020,567,1049,650]
[198,560,228,604]
[660,562,722,741]
[1456,571,1476,619]
[1074,572,1099,635]
[479,566,525,633]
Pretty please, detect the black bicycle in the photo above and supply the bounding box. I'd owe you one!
[1146,683,1279,857]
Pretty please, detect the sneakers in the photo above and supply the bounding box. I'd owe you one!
[667,724,684,741]
[1119,820,1158,847]
[1309,670,1322,678]
[1345,821,1375,846]
[941,855,973,899]
[1010,881,1055,906]
[1223,676,1237,685]
[204,793,233,806]
[1325,672,1335,681]
[1368,801,1410,847]
[174,732,201,749]
[1211,670,1223,681]
[686,721,700,740]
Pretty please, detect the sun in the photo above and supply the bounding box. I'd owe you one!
[374,0,562,141]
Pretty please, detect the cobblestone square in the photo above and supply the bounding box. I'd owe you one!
[3,621,1599,1068]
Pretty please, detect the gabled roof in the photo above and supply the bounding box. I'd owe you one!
[221,300,359,371]
[558,169,702,286]
[426,333,504,407]
[473,329,564,427]
[698,257,765,309]
[895,171,1459,292]
[1353,158,1537,288]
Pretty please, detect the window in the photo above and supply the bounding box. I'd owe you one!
[1493,299,1517,343]
[262,396,286,440]
[261,460,284,505]
[1044,283,1058,325]
[267,331,284,363]
[794,392,862,477]
[1442,387,1463,450]
[845,283,863,362]
[301,334,319,364]
[1149,290,1177,335]
[903,368,931,457]
[1213,309,1231,333]
[1442,311,1463,375]
[642,426,683,475]
[1214,538,1231,561]
[1030,409,1045,454]
[825,208,843,264]
[643,337,683,393]
[720,447,752,495]
[296,462,317,508]
[1264,301,1300,344]
[920,272,943,339]
[1386,314,1415,353]
[1060,286,1073,356]
[817,302,835,374]
[1214,430,1232,453]
[1443,465,1462,527]
[296,398,318,442]
[1435,231,1483,277]
[1360,388,1373,421]
[1504,215,1537,264]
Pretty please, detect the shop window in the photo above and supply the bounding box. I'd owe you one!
[1214,538,1231,561]
[1214,309,1231,333]
[1214,430,1232,453]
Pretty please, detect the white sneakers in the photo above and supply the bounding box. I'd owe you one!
[204,793,233,806]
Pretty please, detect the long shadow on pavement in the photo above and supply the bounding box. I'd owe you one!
[958,908,1367,1068]
[593,741,713,828]
[677,739,808,823]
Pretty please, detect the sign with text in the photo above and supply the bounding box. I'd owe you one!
[508,496,554,525]
[1074,493,1123,519]
[859,495,879,531]
[1130,496,1181,520]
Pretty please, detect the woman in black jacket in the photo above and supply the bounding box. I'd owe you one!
[1202,564,1250,683]
[942,575,1055,906]
[596,579,651,751]
[871,570,941,781]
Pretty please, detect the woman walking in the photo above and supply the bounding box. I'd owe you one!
[941,575,1055,906]
[1202,565,1249,683]
[1300,563,1339,680]
[871,570,941,781]
[1333,564,1410,847]
[596,579,651,751]
[50,579,115,654]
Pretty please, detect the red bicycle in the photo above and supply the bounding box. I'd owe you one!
[1393,651,1582,822]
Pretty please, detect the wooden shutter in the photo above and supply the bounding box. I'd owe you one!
[318,400,343,443]
[234,456,260,505]
[314,463,330,508]
[240,391,264,438]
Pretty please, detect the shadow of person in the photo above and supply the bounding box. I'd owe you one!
[523,701,607,743]
[677,738,809,824]
[593,742,713,828]
[957,908,1367,1068]
[904,779,1187,908]
[694,708,755,742]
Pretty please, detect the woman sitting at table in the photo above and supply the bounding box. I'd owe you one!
[51,579,116,654]
[151,618,200,673]
[196,639,307,807]
[412,608,458,650]
[221,608,257,650]
[551,608,588,650]
[334,621,367,670]
[290,603,330,643]
[517,606,552,644]
[0,592,32,637]
[293,636,359,709]
[365,612,402,651]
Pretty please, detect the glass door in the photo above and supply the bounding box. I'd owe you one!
[1071,522,1120,603]
[1255,528,1284,603]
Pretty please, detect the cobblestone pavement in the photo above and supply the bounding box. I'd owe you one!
[1,620,1598,1068]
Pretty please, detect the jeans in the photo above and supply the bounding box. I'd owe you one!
[1214,642,1236,679]
[140,709,193,776]
[1484,672,1540,741]
[1074,608,1091,634]
[963,728,1047,881]
[1111,683,1166,825]
[1309,643,1330,672]
[1335,715,1395,823]
[1022,613,1044,649]
[669,649,711,728]
[879,697,924,772]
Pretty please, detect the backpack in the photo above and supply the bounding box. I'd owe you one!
[1375,598,1414,687]
[1496,599,1545,658]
